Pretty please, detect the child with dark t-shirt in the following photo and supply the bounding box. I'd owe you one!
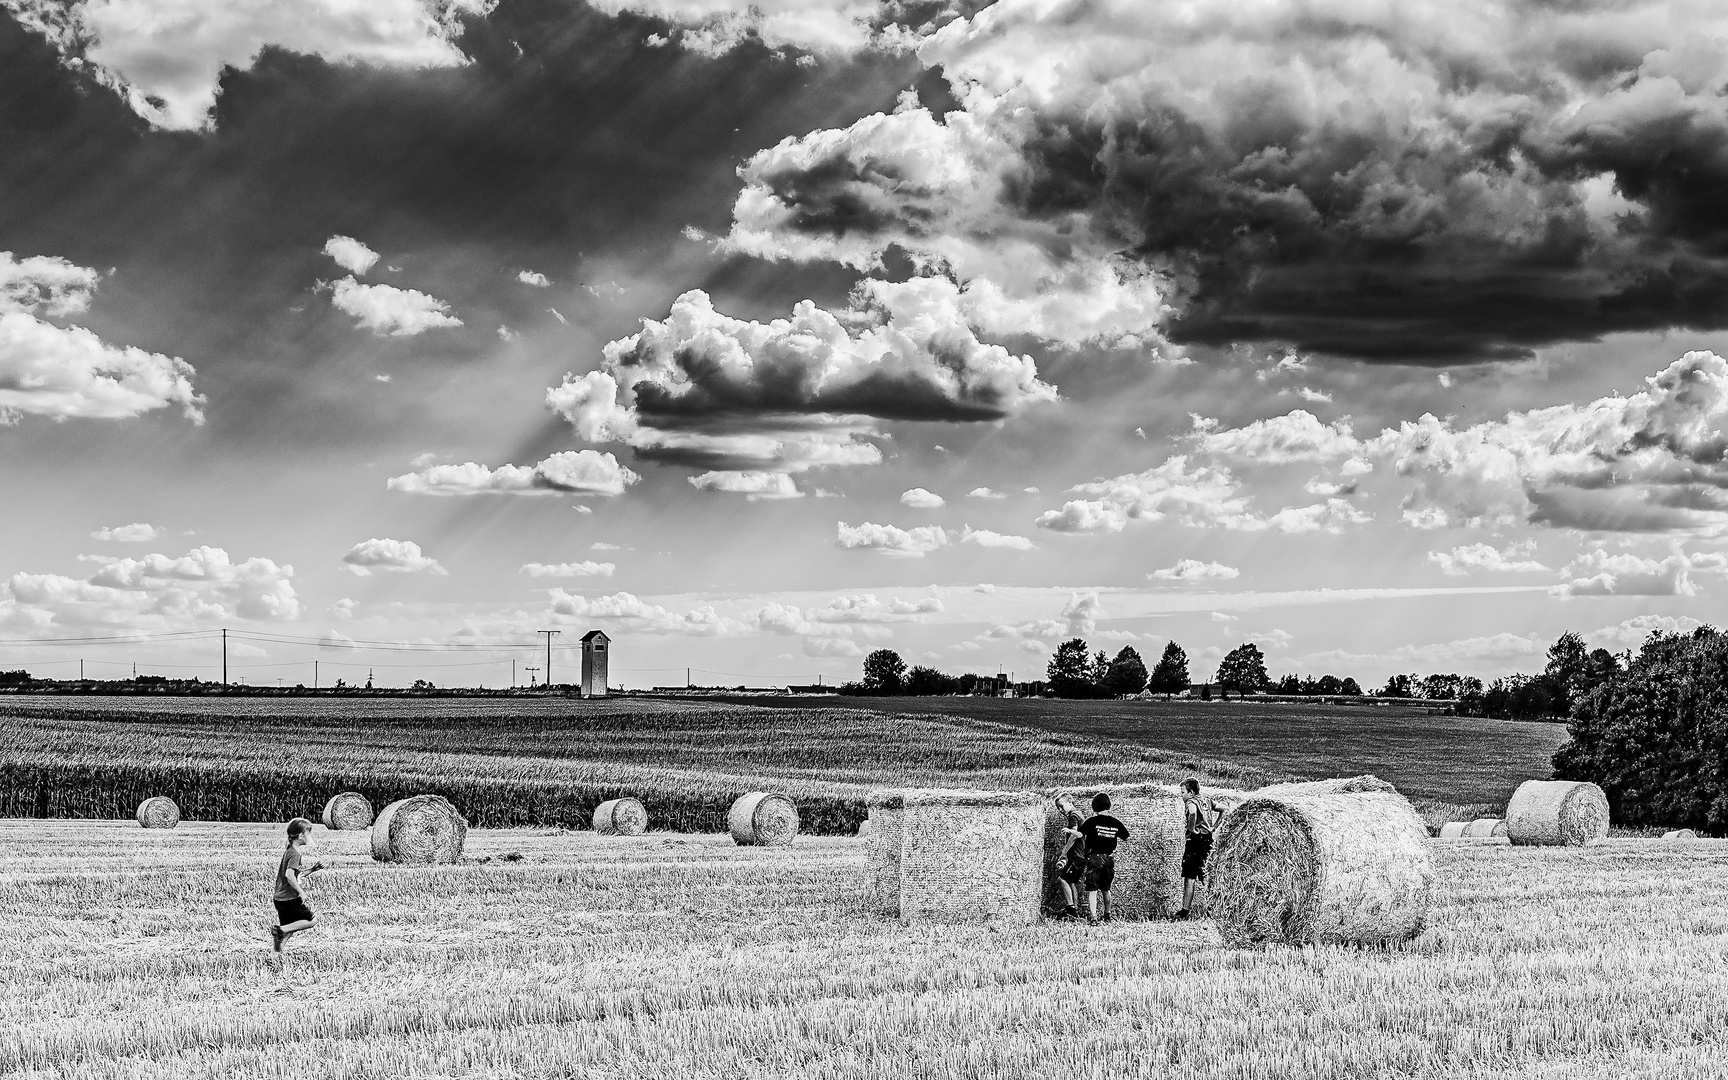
[270,817,325,955]
[1075,793,1130,925]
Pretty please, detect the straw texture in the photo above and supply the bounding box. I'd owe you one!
[1662,829,1698,839]
[1462,818,1506,838]
[865,790,906,916]
[321,792,374,831]
[1437,822,1467,839]
[592,797,649,836]
[135,796,180,829]
[1208,781,1433,947]
[1505,780,1610,847]
[370,795,468,864]
[729,792,800,846]
[1042,783,1187,920]
[898,789,1044,927]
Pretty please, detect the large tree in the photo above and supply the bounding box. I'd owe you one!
[861,649,906,694]
[1216,643,1270,694]
[1102,646,1149,697]
[1047,638,1098,697]
[1545,631,1590,714]
[1147,641,1191,699]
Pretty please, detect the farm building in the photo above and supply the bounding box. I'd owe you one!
[581,630,610,698]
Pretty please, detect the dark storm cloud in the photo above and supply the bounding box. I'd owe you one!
[0,0,920,445]
[723,0,1728,364]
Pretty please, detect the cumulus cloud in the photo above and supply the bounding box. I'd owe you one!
[960,526,1035,551]
[18,0,482,130]
[3,544,299,628]
[1193,411,1359,464]
[520,561,615,578]
[548,589,751,637]
[341,538,446,576]
[323,236,379,276]
[585,0,898,58]
[91,523,165,543]
[900,487,945,509]
[1588,614,1708,651]
[1429,543,1549,577]
[0,251,203,425]
[1036,456,1364,535]
[547,283,1055,477]
[517,270,551,287]
[983,590,1105,643]
[1552,550,1697,597]
[386,451,638,497]
[1151,559,1239,582]
[721,0,1728,361]
[836,520,950,557]
[689,471,802,499]
[329,277,461,336]
[967,487,1006,500]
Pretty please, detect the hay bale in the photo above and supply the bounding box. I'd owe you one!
[135,796,180,829]
[1462,818,1505,838]
[321,792,374,831]
[370,795,467,864]
[1208,779,1433,947]
[865,789,906,916]
[592,797,648,836]
[898,789,1045,927]
[1505,780,1610,847]
[729,792,800,846]
[1042,783,1186,920]
[857,818,874,839]
[1662,828,1699,839]
[1437,821,1467,839]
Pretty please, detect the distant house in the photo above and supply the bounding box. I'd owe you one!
[580,630,610,698]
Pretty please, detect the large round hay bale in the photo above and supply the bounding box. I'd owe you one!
[370,795,467,864]
[1505,780,1609,847]
[592,797,648,836]
[321,792,374,831]
[865,790,906,917]
[899,789,1044,927]
[1437,821,1467,839]
[729,792,800,846]
[1662,828,1698,840]
[135,796,180,829]
[1043,783,1185,920]
[1208,779,1433,947]
[1462,818,1505,838]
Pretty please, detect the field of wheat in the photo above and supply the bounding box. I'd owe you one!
[0,698,1273,833]
[3,819,1725,1079]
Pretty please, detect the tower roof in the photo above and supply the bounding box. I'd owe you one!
[581,629,610,643]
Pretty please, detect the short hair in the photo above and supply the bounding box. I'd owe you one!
[1182,778,1200,794]
[287,817,314,840]
[1092,792,1111,812]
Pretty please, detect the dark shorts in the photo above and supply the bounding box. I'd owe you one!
[1083,854,1115,893]
[274,898,314,926]
[1055,851,1087,884]
[1182,834,1213,881]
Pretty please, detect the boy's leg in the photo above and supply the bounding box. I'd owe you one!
[280,918,315,939]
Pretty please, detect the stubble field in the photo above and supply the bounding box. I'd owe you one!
[4,820,1726,1080]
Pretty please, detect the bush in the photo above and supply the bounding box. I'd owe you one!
[1553,627,1727,832]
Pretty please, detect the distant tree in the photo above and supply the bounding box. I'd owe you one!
[1339,677,1362,696]
[1585,647,1623,691]
[411,679,436,691]
[1102,646,1149,696]
[905,665,959,696]
[1047,638,1101,697]
[1315,675,1345,695]
[862,649,906,694]
[1217,643,1270,694]
[1148,641,1191,699]
[1091,650,1111,685]
[1377,673,1417,698]
[0,670,31,687]
[1545,631,1590,713]
[1273,673,1301,695]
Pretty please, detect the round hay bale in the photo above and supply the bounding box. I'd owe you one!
[592,797,648,836]
[135,796,180,829]
[369,795,467,864]
[865,789,906,916]
[1209,782,1433,947]
[1505,780,1609,847]
[857,818,874,839]
[898,789,1044,927]
[729,792,800,846]
[1462,818,1505,838]
[1437,821,1467,839]
[1662,828,1698,839]
[321,792,374,831]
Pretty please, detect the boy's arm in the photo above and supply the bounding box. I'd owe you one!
[283,865,300,891]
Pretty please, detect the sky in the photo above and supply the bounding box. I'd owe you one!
[4,0,1728,689]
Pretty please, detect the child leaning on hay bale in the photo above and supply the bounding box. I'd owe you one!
[1053,793,1132,925]
[270,817,328,957]
[1175,778,1224,920]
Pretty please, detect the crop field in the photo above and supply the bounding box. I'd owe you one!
[0,698,1273,834]
[746,697,1569,818]
[3,820,1726,1079]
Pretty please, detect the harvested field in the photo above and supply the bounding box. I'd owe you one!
[4,819,1728,1079]
[0,698,1269,834]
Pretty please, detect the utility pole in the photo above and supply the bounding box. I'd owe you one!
[525,665,539,687]
[222,628,228,685]
[687,667,690,689]
[314,660,318,689]
[80,658,84,681]
[538,630,558,688]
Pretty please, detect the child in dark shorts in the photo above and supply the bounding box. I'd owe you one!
[1052,796,1088,919]
[270,817,324,954]
[1176,777,1221,920]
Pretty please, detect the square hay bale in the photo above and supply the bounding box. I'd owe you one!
[896,789,1045,928]
[864,790,907,917]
